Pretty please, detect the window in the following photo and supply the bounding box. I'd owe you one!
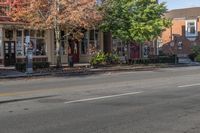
[24,30,46,56]
[5,29,13,40]
[89,30,99,54]
[186,20,197,37]
[143,45,149,58]
[80,30,99,55]
[81,32,89,54]
[112,39,127,56]
[16,30,24,56]
[178,41,183,50]
[60,31,67,55]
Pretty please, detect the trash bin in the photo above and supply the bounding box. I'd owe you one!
[68,55,74,67]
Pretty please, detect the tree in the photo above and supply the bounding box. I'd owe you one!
[10,0,101,67]
[100,0,171,43]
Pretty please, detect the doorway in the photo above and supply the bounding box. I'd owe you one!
[4,41,16,66]
[68,40,79,63]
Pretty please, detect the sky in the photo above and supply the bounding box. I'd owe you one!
[159,0,200,10]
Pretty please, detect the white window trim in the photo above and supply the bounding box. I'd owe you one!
[185,19,198,37]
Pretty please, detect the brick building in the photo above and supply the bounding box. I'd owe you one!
[160,7,200,58]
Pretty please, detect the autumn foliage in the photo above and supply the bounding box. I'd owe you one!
[9,0,102,30]
[6,0,102,67]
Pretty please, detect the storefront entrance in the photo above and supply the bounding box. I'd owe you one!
[4,41,16,66]
[68,40,79,63]
[130,44,140,59]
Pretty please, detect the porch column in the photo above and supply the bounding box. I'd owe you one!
[0,26,3,57]
[0,26,3,65]
[46,30,55,64]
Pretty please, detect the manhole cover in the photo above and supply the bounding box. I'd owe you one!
[38,98,66,103]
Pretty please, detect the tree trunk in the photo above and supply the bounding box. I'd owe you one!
[55,27,62,68]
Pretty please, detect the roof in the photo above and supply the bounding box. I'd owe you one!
[164,7,200,19]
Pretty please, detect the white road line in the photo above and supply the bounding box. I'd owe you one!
[64,91,143,104]
[178,83,200,88]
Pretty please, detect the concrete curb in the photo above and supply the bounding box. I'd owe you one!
[0,66,158,79]
[0,64,200,79]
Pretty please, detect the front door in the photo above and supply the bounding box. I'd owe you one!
[68,40,79,63]
[130,44,140,59]
[4,41,16,66]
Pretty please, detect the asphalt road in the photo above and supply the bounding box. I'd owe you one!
[1,66,200,133]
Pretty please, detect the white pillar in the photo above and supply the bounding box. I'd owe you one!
[46,30,55,64]
[0,26,3,57]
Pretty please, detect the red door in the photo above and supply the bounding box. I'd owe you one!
[130,44,140,59]
[68,40,79,63]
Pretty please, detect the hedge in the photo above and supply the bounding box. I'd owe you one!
[128,56,176,65]
[15,62,50,72]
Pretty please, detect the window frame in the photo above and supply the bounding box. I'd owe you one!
[185,19,198,37]
[24,29,46,56]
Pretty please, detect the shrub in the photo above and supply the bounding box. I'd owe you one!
[188,53,196,61]
[105,53,120,64]
[90,52,120,66]
[190,45,200,61]
[90,51,106,66]
[192,45,200,55]
[195,54,200,62]
[128,56,175,65]
[15,63,26,72]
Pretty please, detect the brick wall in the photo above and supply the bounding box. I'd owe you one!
[161,18,200,56]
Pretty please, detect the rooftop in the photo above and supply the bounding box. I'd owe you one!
[165,7,200,19]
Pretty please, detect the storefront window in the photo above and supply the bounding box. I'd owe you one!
[81,32,88,54]
[24,30,29,36]
[37,30,45,37]
[112,38,128,63]
[88,30,99,54]
[16,30,24,56]
[30,30,35,37]
[0,28,2,56]
[36,39,46,55]
[5,29,13,40]
[143,45,149,58]
[61,40,67,55]
[24,30,46,56]
[112,39,125,56]
[60,31,67,55]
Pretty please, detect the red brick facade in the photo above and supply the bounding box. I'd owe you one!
[161,7,200,57]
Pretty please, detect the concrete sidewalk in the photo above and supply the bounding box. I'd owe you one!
[0,63,200,79]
